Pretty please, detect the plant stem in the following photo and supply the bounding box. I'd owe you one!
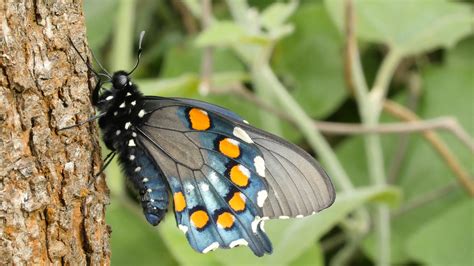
[361,50,402,266]
[110,0,136,70]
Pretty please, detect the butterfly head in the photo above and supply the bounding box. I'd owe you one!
[111,71,131,89]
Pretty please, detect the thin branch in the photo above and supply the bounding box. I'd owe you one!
[199,0,213,95]
[391,182,458,218]
[227,84,474,142]
[172,0,198,34]
[384,100,474,196]
[388,73,422,183]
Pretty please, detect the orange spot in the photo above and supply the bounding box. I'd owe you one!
[230,165,249,187]
[217,212,234,229]
[173,192,186,212]
[229,192,246,212]
[219,138,240,158]
[190,210,209,229]
[189,108,210,131]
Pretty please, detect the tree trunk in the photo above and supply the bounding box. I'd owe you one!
[0,1,110,264]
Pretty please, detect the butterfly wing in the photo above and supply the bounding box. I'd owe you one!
[136,98,272,256]
[169,98,336,218]
[135,96,335,256]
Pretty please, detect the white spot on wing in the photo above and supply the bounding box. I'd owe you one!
[115,130,121,135]
[200,183,209,192]
[142,178,149,183]
[251,216,262,233]
[135,167,141,172]
[233,127,253,143]
[202,242,219,253]
[254,156,265,177]
[229,239,248,248]
[132,132,137,137]
[128,139,136,146]
[238,165,250,178]
[105,95,114,101]
[131,100,136,106]
[257,190,268,207]
[227,138,240,146]
[126,92,132,96]
[119,102,126,108]
[124,122,131,129]
[147,188,152,193]
[178,224,188,234]
[129,155,135,160]
[138,109,146,118]
[185,183,195,193]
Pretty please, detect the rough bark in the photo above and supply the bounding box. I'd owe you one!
[0,1,110,264]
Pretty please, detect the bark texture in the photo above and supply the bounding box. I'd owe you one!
[0,1,110,264]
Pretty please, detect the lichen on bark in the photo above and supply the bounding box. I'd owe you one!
[1,1,110,264]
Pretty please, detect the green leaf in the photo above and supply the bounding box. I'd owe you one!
[272,2,347,134]
[289,244,324,266]
[324,0,473,55]
[261,1,298,30]
[84,0,117,50]
[264,186,400,265]
[195,21,248,47]
[406,199,474,266]
[107,200,177,266]
[207,186,399,266]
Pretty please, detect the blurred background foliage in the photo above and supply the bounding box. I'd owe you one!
[83,0,473,265]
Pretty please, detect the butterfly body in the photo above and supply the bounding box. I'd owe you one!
[85,50,335,256]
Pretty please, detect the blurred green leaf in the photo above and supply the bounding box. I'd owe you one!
[195,21,248,47]
[273,2,347,121]
[260,1,298,30]
[207,186,399,266]
[406,199,474,265]
[84,0,117,50]
[289,245,324,266]
[264,186,400,265]
[337,38,474,264]
[324,0,473,55]
[107,201,177,266]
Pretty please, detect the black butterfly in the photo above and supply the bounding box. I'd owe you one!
[66,32,335,256]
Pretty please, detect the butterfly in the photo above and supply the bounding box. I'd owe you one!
[66,32,335,256]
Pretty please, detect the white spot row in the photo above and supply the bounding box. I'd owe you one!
[229,239,248,248]
[251,216,269,233]
[178,224,188,234]
[105,95,114,101]
[254,156,265,177]
[257,190,268,208]
[202,242,219,253]
[233,127,253,143]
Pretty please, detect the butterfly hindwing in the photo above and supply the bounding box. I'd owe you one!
[135,100,271,256]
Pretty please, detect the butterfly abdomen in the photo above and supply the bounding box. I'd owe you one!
[120,146,169,225]
[95,71,169,225]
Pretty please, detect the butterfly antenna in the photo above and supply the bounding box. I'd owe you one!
[68,37,111,80]
[90,48,112,78]
[128,31,145,76]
